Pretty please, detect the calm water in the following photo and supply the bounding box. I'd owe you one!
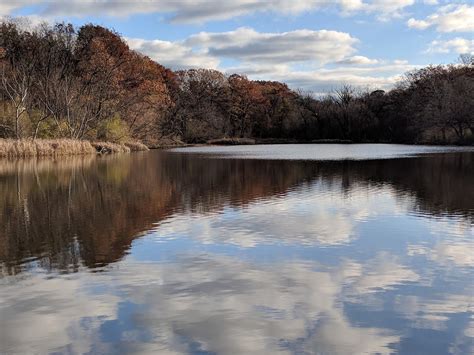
[0,144,473,354]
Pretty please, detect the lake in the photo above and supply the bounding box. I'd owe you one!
[0,144,473,354]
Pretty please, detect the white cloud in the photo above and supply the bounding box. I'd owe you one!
[339,0,366,12]
[186,27,358,65]
[128,28,358,71]
[336,55,380,65]
[407,4,474,32]
[35,0,333,23]
[341,0,415,20]
[363,0,414,14]
[407,17,431,29]
[126,37,219,70]
[0,1,32,17]
[3,0,421,23]
[427,37,474,54]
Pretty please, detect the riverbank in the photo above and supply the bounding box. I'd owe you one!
[153,138,353,148]
[0,139,149,158]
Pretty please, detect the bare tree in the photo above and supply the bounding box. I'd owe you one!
[0,22,39,138]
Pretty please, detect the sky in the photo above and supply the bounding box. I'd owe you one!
[2,0,474,94]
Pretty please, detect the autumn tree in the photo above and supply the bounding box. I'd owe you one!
[257,81,297,137]
[110,53,172,144]
[227,74,266,138]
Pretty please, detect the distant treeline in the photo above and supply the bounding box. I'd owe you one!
[1,20,473,146]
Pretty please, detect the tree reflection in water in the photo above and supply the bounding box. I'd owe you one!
[0,150,472,274]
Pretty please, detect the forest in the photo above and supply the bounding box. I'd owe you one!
[1,20,473,147]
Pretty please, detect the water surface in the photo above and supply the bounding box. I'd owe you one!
[0,144,473,354]
[171,143,473,160]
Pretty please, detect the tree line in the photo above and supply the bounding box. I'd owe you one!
[1,20,473,145]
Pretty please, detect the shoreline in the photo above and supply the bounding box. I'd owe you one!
[154,138,474,149]
[1,138,471,158]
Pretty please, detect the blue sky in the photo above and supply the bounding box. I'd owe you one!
[4,1,474,93]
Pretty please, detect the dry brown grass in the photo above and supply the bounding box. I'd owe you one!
[123,141,150,152]
[0,139,150,158]
[0,139,96,158]
[91,141,131,154]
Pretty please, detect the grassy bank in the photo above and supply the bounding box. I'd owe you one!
[0,139,149,158]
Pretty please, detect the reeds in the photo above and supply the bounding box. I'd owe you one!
[91,141,131,154]
[123,141,150,152]
[0,139,149,158]
[0,139,96,158]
